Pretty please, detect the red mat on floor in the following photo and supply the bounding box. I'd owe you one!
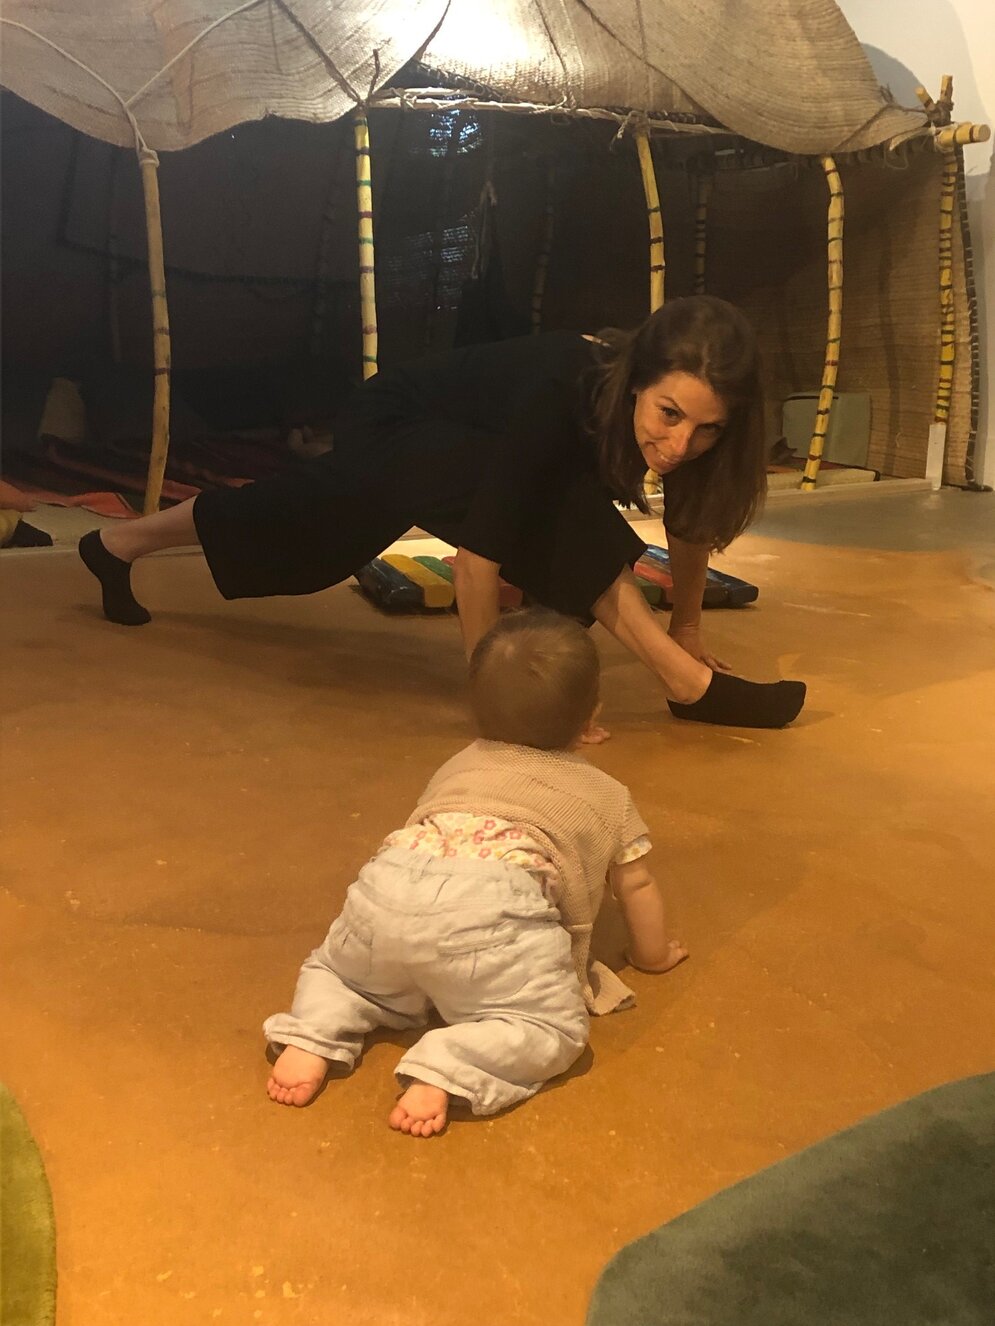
[1,440,207,518]
[0,482,143,519]
[1,429,280,519]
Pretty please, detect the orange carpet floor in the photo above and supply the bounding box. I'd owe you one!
[2,504,993,1325]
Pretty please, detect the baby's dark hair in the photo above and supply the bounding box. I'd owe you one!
[468,609,600,750]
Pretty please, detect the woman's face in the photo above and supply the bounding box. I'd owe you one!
[632,371,728,476]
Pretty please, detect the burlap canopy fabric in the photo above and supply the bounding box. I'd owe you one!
[1,0,924,154]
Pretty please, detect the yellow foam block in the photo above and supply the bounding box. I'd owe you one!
[381,554,454,609]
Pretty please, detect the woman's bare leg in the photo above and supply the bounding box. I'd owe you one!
[100,496,201,562]
[79,497,202,625]
[593,567,710,704]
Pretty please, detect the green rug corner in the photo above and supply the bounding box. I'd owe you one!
[1,1083,56,1326]
[587,1072,995,1326]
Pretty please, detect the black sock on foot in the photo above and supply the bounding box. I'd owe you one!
[668,671,806,729]
[7,521,53,548]
[78,530,151,626]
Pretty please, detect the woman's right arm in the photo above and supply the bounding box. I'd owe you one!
[452,547,502,660]
[593,566,712,703]
[665,533,731,672]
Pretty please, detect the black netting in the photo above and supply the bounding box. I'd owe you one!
[4,90,969,487]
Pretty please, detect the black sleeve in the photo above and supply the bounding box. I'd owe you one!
[455,375,588,565]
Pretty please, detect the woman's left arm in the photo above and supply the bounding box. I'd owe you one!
[665,533,732,672]
[452,547,502,661]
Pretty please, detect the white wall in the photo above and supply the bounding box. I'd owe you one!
[836,0,995,486]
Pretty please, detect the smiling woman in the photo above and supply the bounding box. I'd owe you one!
[634,376,727,474]
[79,295,804,731]
[591,296,768,553]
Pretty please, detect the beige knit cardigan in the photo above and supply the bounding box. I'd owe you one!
[407,740,648,1014]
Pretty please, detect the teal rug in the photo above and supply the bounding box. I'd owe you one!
[587,1073,994,1325]
[0,1084,56,1326]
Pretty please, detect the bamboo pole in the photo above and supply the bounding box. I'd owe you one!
[635,129,665,312]
[692,168,713,294]
[138,147,172,515]
[938,74,954,124]
[934,122,991,150]
[915,85,941,124]
[635,128,665,499]
[353,110,378,379]
[373,87,726,135]
[530,164,556,334]
[801,157,843,490]
[953,143,981,485]
[934,152,958,428]
[923,72,959,489]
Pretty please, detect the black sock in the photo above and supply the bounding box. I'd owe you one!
[8,521,53,547]
[668,670,806,729]
[78,530,151,626]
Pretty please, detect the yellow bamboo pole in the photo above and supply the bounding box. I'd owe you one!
[934,122,991,150]
[922,74,961,488]
[934,152,958,428]
[530,164,556,334]
[952,140,982,485]
[915,85,941,124]
[635,128,665,498]
[635,129,665,312]
[801,157,844,490]
[138,147,172,515]
[692,169,713,294]
[938,74,954,124]
[353,110,378,379]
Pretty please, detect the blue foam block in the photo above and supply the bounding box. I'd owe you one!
[642,545,759,607]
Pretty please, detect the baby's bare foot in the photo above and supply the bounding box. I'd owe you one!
[267,1045,329,1107]
[388,1082,449,1137]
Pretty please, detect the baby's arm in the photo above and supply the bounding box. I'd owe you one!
[610,858,688,974]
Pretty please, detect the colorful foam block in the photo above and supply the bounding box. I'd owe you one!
[354,558,425,611]
[700,564,759,606]
[634,557,724,609]
[641,544,758,607]
[357,543,757,617]
[634,557,674,594]
[381,553,454,609]
[634,574,663,607]
[414,555,454,583]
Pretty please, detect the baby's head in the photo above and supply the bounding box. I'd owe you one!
[468,609,600,751]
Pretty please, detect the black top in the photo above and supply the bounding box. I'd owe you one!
[332,331,601,566]
[376,330,595,434]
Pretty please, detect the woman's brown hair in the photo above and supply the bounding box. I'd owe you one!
[590,295,767,552]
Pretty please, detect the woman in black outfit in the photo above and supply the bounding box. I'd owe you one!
[79,295,805,731]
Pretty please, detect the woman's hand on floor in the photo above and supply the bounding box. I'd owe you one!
[668,623,731,674]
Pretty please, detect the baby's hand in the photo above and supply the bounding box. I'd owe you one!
[626,940,688,974]
[579,723,611,745]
